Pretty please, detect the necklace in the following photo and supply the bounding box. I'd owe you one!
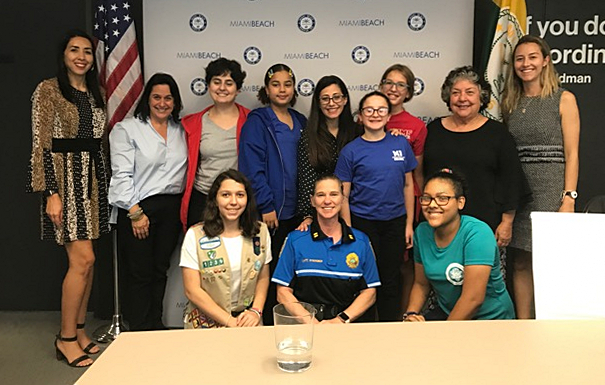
[520,96,536,113]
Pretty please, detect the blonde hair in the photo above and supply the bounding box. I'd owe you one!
[502,35,560,118]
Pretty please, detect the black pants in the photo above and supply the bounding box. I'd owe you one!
[186,188,207,229]
[351,214,406,322]
[263,216,300,326]
[424,304,448,321]
[117,194,182,331]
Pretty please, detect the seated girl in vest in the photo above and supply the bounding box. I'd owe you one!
[180,169,271,328]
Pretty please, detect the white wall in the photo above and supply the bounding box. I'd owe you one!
[144,0,474,123]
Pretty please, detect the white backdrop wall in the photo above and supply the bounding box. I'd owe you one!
[144,0,474,123]
[146,0,475,327]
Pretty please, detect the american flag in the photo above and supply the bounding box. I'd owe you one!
[93,0,144,129]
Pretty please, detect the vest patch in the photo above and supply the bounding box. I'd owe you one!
[202,258,225,268]
[253,236,261,255]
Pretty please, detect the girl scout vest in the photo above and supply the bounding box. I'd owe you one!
[184,222,268,328]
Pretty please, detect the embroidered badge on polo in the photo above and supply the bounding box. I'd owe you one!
[346,253,359,269]
[446,263,464,285]
[199,236,221,250]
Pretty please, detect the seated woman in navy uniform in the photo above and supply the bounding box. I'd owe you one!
[180,169,271,328]
[272,175,380,323]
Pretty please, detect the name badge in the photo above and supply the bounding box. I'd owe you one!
[199,236,221,250]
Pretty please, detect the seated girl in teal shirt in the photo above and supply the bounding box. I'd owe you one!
[404,169,515,321]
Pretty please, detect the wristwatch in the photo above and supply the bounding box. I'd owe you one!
[561,190,578,202]
[44,190,57,198]
[337,311,350,323]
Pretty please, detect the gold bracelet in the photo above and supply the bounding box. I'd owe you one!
[130,213,145,222]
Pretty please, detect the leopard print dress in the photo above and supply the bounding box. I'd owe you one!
[27,78,110,245]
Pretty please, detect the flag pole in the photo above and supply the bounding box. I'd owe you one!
[93,226,128,342]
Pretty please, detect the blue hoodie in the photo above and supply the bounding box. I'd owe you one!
[239,107,307,219]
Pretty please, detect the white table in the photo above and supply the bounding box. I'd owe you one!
[76,320,605,385]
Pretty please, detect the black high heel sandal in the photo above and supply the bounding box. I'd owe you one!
[77,323,100,355]
[55,334,92,368]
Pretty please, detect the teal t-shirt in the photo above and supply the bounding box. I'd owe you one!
[413,215,515,320]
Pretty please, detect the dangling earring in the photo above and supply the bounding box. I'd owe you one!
[90,64,95,72]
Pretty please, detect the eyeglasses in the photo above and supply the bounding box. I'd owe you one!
[360,107,389,117]
[381,79,410,91]
[319,94,345,105]
[419,195,458,206]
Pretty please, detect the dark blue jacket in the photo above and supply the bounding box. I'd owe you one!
[238,107,307,218]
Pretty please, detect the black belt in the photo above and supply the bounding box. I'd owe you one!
[52,138,103,198]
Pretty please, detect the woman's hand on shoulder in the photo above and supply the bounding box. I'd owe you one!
[296,217,313,231]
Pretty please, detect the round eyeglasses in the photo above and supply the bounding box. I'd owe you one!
[419,195,457,206]
[360,107,389,117]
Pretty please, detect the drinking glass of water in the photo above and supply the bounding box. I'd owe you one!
[273,302,316,373]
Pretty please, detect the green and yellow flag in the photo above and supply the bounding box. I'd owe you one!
[482,0,527,121]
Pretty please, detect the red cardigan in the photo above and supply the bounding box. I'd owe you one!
[179,103,250,230]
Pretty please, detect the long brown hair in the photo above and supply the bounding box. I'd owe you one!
[56,29,104,108]
[306,75,359,169]
[203,170,260,238]
[502,35,560,118]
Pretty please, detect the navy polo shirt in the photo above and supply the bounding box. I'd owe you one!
[272,219,381,310]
